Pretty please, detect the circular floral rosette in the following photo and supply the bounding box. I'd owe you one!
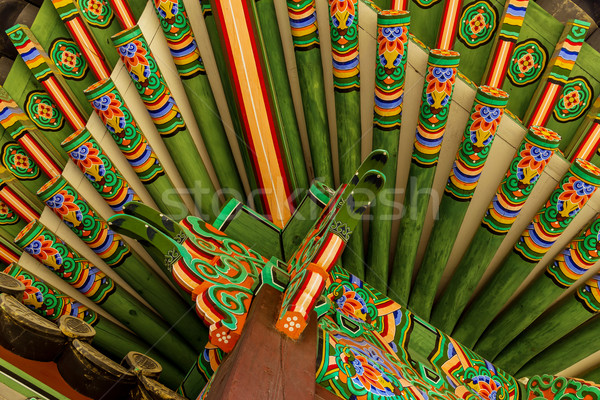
[457,0,498,48]
[412,49,460,167]
[37,176,131,267]
[507,39,548,87]
[546,216,600,288]
[445,86,509,200]
[25,91,65,132]
[515,159,600,262]
[4,264,98,325]
[552,76,593,122]
[49,38,89,81]
[1,142,40,180]
[482,126,561,234]
[14,220,115,304]
[0,200,19,226]
[77,0,114,28]
[84,78,165,183]
[329,0,360,91]
[61,128,140,213]
[413,0,442,8]
[374,11,410,131]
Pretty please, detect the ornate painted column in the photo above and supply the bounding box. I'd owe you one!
[493,273,600,374]
[13,220,197,371]
[519,297,600,377]
[61,128,140,213]
[202,1,296,227]
[0,86,65,176]
[524,20,590,128]
[37,175,207,351]
[6,25,89,130]
[150,0,245,199]
[328,0,364,274]
[474,213,600,359]
[367,10,413,290]
[286,0,335,187]
[423,126,560,322]
[481,0,530,87]
[51,0,114,78]
[450,158,600,347]
[112,26,217,220]
[84,78,189,218]
[391,85,509,305]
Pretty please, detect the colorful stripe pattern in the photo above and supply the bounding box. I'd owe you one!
[436,0,463,50]
[515,159,600,262]
[482,0,530,87]
[374,11,410,131]
[0,180,40,222]
[412,49,460,166]
[108,0,136,28]
[575,274,600,312]
[112,27,186,138]
[525,20,590,127]
[4,263,98,325]
[568,96,600,161]
[51,0,112,80]
[482,126,561,234]
[84,78,165,183]
[6,25,88,130]
[151,0,205,78]
[207,0,295,227]
[445,86,509,200]
[546,215,600,289]
[0,88,63,178]
[61,128,140,213]
[329,0,360,91]
[14,220,116,303]
[37,176,132,266]
[287,0,320,50]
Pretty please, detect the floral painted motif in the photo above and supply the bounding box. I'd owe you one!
[287,0,320,50]
[45,191,83,230]
[78,0,114,28]
[70,143,106,185]
[446,86,509,200]
[25,91,65,132]
[374,11,410,130]
[118,41,151,87]
[515,159,600,261]
[507,39,547,87]
[91,93,126,137]
[329,0,360,91]
[1,142,40,180]
[557,176,596,221]
[458,1,498,48]
[412,50,460,167]
[482,126,560,234]
[0,201,19,226]
[25,235,64,272]
[469,105,502,152]
[552,77,593,122]
[49,39,89,80]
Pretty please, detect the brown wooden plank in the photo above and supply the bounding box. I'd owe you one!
[206,285,317,399]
